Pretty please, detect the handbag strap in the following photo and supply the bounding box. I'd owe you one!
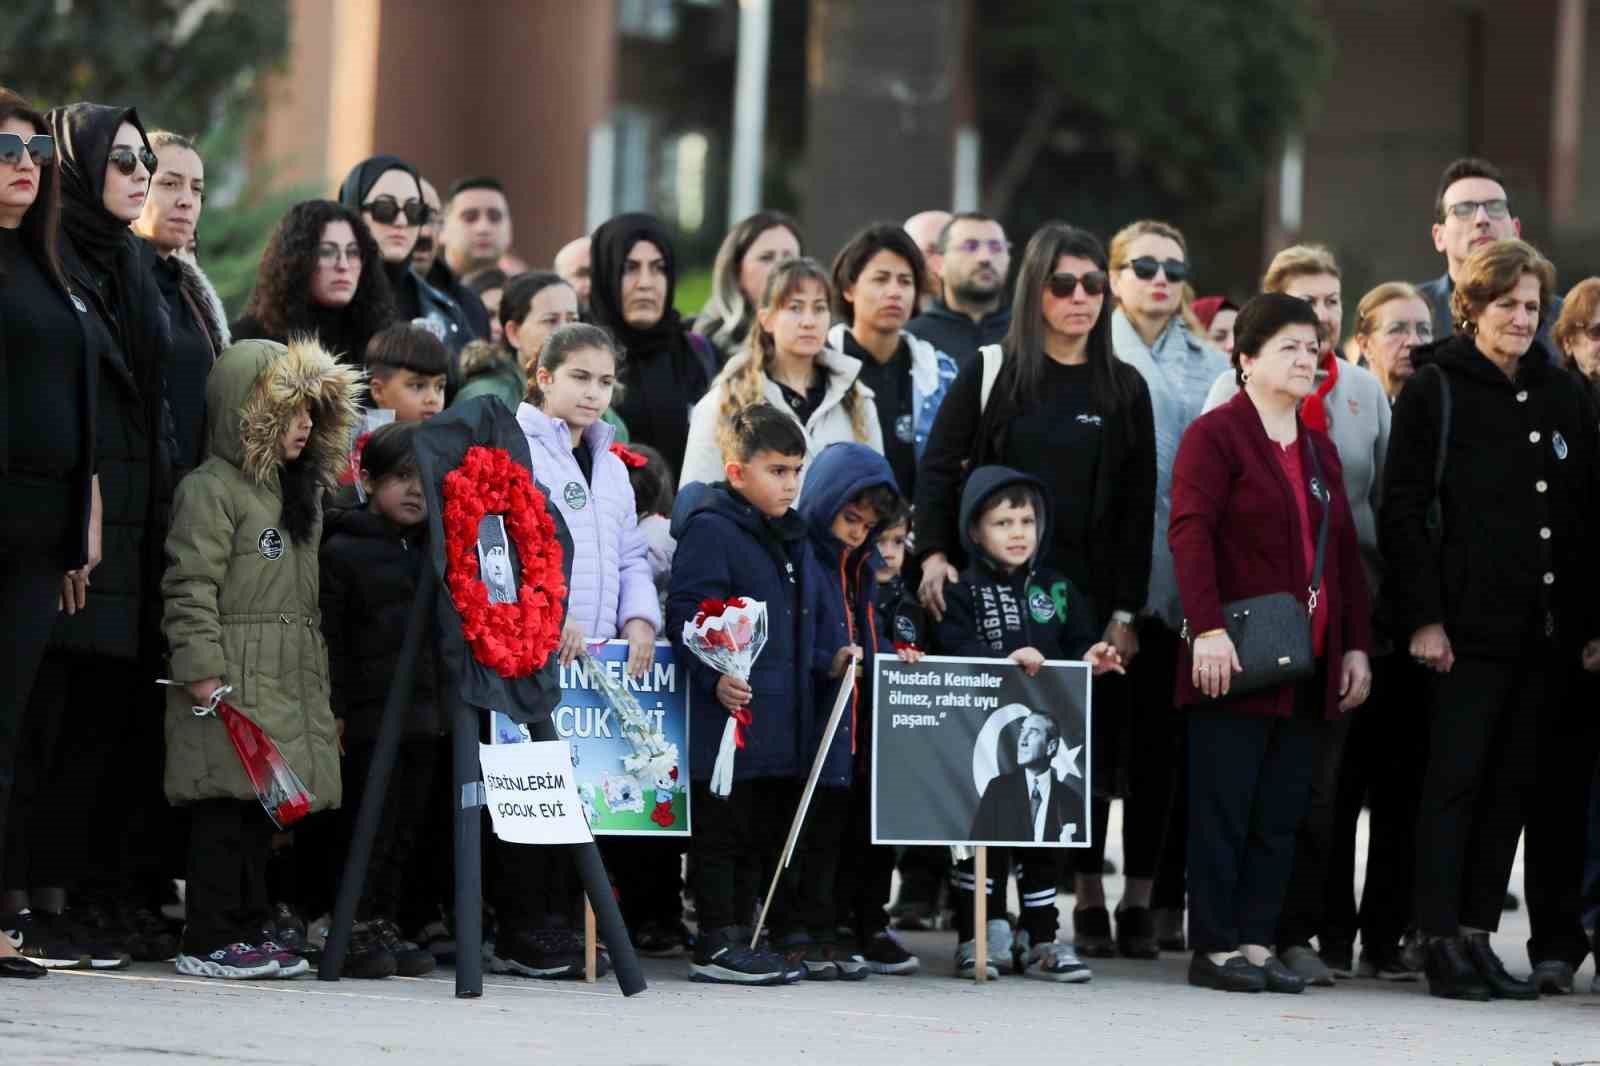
[1304,436,1331,613]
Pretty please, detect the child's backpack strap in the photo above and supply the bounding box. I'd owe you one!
[979,344,1004,412]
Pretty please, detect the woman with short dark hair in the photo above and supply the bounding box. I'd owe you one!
[1383,238,1600,1001]
[1171,292,1372,994]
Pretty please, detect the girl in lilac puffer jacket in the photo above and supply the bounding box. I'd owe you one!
[515,324,660,678]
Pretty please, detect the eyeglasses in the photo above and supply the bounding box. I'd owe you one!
[1126,256,1189,283]
[1045,271,1108,298]
[108,144,158,177]
[0,132,54,168]
[1444,198,1510,221]
[316,242,362,267]
[363,196,430,226]
[950,238,1010,256]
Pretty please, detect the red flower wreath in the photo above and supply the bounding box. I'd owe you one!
[441,446,567,678]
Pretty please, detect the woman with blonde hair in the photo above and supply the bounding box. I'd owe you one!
[678,257,881,487]
[1351,281,1433,399]
[1383,238,1600,1000]
[694,211,803,364]
[1551,277,1600,397]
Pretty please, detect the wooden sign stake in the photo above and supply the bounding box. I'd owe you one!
[973,845,988,984]
[584,895,598,983]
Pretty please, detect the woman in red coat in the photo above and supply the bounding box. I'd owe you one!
[1169,293,1373,993]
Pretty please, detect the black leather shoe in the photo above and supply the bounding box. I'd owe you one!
[1073,907,1116,959]
[1257,955,1307,994]
[0,955,47,979]
[1188,951,1266,992]
[1423,937,1491,1001]
[1114,906,1160,959]
[1463,934,1537,1000]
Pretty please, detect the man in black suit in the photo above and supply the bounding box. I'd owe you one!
[970,713,1084,844]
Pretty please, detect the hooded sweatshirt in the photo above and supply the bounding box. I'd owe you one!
[589,213,715,477]
[796,443,900,786]
[162,338,363,811]
[666,480,835,782]
[933,466,1100,662]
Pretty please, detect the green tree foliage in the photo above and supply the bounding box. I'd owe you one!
[0,0,298,312]
[980,0,1335,236]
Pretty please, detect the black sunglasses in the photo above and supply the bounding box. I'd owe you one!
[1046,271,1108,298]
[108,144,158,177]
[1127,256,1190,283]
[0,132,54,168]
[363,196,429,226]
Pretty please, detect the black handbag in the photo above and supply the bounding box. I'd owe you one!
[1184,438,1330,698]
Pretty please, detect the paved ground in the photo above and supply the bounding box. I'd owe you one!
[3,810,1596,1066]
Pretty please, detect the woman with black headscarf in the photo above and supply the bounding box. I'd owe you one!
[1,102,175,968]
[589,213,716,479]
[336,155,471,365]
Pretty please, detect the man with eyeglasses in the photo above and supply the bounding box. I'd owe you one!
[906,212,1013,370]
[1419,157,1562,351]
[420,175,490,341]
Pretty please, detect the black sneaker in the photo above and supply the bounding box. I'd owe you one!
[489,926,584,980]
[861,929,920,975]
[415,917,455,965]
[121,905,180,963]
[321,921,397,979]
[800,942,840,981]
[634,920,688,958]
[689,925,786,986]
[831,943,870,981]
[38,909,130,970]
[371,917,437,977]
[261,903,307,955]
[2,910,89,970]
[772,932,811,984]
[1072,906,1116,958]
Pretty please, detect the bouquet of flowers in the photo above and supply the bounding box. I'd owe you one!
[680,597,768,797]
[162,681,315,829]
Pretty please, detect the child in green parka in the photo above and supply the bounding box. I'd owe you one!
[161,337,361,980]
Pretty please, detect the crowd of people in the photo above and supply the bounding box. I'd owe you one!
[3,82,1600,1005]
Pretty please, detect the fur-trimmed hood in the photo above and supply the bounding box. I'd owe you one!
[172,253,231,357]
[205,336,364,487]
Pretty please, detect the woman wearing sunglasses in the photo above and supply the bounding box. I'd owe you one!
[6,102,178,971]
[0,88,109,980]
[337,154,473,370]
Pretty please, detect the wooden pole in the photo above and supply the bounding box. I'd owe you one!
[584,895,598,984]
[973,845,987,984]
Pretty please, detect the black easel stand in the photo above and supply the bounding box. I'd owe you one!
[320,565,646,997]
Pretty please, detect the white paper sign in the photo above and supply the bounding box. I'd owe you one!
[478,741,594,845]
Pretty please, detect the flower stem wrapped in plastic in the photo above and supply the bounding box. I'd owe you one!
[160,681,316,829]
[679,597,768,797]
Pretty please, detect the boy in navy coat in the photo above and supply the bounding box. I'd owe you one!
[667,405,857,986]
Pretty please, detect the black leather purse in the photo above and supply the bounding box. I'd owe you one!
[1184,440,1330,698]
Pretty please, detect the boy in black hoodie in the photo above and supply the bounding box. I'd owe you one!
[934,466,1122,983]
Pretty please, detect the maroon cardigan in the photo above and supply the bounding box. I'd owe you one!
[1169,391,1371,719]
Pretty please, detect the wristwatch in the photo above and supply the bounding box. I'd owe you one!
[1109,610,1136,627]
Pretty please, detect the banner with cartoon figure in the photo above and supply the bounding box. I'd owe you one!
[492,640,690,836]
[871,655,1091,848]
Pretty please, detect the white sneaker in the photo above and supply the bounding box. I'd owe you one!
[1026,941,1093,983]
[955,939,999,980]
[985,918,1013,970]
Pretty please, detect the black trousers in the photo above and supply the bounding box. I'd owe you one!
[835,775,896,940]
[185,799,275,953]
[1414,653,1550,937]
[792,786,850,941]
[0,560,63,887]
[601,837,685,930]
[1322,652,1427,952]
[1071,618,1183,880]
[1274,712,1351,949]
[1187,675,1321,954]
[1524,671,1600,968]
[954,848,1061,944]
[690,778,800,936]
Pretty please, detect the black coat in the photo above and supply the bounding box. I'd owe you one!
[1381,333,1600,659]
[969,767,1086,844]
[905,299,1012,370]
[49,236,174,665]
[914,353,1155,624]
[318,506,445,744]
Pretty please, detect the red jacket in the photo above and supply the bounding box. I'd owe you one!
[1169,391,1371,719]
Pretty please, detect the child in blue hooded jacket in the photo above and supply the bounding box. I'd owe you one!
[667,405,858,987]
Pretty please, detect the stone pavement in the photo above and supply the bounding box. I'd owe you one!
[3,810,1597,1066]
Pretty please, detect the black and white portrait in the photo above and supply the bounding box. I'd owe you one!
[477,514,519,605]
[968,708,1085,843]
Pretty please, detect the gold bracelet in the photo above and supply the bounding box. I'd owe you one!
[1193,628,1227,640]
